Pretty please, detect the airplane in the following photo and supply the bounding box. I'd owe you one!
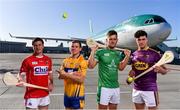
[10,14,172,50]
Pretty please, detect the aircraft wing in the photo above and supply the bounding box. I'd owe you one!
[9,33,86,43]
[164,36,178,41]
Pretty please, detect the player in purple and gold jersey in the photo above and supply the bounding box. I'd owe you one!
[57,40,87,109]
[128,30,168,110]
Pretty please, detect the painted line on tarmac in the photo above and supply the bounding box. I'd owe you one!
[0,91,131,98]
[50,91,131,96]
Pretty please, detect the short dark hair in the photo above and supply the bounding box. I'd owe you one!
[32,37,44,45]
[134,30,147,38]
[72,40,82,47]
[107,30,117,37]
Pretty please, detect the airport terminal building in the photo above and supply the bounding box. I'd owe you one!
[0,41,69,53]
[0,41,179,64]
[0,41,26,53]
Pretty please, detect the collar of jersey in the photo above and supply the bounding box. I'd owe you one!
[138,46,149,51]
[33,54,44,58]
[106,47,116,50]
[69,54,81,59]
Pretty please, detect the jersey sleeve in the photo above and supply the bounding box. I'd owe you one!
[49,58,52,73]
[80,60,88,77]
[20,59,29,74]
[60,59,66,70]
[155,52,161,62]
[95,50,100,62]
[129,53,133,65]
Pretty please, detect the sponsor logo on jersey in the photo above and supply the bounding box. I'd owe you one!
[64,68,78,73]
[28,102,32,106]
[134,61,149,70]
[34,66,48,75]
[32,61,38,65]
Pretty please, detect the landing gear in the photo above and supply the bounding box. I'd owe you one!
[82,45,91,60]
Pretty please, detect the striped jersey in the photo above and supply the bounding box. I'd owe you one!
[95,49,125,88]
[61,55,87,98]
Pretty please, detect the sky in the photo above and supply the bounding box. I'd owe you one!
[0,0,180,47]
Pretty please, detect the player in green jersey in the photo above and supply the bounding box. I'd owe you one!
[88,30,131,109]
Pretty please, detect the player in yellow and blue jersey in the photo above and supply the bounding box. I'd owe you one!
[57,40,87,109]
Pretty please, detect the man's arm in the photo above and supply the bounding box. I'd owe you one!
[17,59,28,86]
[49,71,53,83]
[118,50,131,71]
[57,60,87,83]
[17,72,26,81]
[57,70,85,83]
[126,69,135,85]
[16,72,26,86]
[58,65,66,79]
[128,69,135,77]
[154,65,168,75]
[88,46,98,69]
[48,58,54,92]
[48,71,54,92]
[57,61,83,81]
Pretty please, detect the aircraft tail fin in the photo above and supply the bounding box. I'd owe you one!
[9,33,14,38]
[89,20,94,36]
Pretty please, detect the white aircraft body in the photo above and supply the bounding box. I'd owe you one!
[10,14,172,50]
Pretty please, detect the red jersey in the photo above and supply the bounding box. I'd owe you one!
[20,54,52,99]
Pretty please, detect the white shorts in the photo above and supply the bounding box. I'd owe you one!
[132,89,159,107]
[99,87,120,105]
[25,95,50,108]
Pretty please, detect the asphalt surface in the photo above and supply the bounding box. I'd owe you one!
[0,53,180,109]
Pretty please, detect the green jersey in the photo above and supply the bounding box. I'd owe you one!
[95,49,125,88]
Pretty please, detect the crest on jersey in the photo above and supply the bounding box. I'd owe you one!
[104,53,109,56]
[46,61,49,65]
[108,59,117,68]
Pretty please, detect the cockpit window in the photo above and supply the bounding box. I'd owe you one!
[149,19,154,23]
[144,18,154,24]
[153,16,167,23]
[145,20,149,24]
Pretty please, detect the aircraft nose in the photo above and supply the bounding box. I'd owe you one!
[159,22,172,40]
[165,23,171,35]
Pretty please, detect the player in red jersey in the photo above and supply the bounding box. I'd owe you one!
[18,38,53,110]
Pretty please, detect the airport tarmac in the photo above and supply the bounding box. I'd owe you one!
[0,53,180,109]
